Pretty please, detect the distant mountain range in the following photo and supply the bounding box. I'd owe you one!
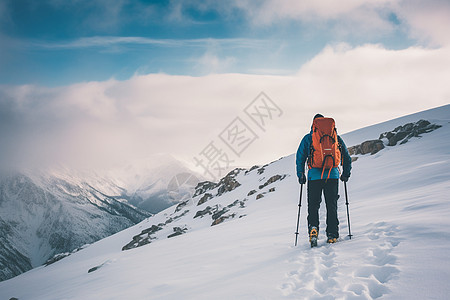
[0,154,201,281]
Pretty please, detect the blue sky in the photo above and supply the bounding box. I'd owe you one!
[0,0,418,86]
[1,0,449,174]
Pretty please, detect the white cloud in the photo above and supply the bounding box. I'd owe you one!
[231,0,450,46]
[1,44,449,173]
[393,0,450,46]
[234,0,397,34]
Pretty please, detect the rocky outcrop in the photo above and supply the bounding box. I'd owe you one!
[167,227,188,238]
[348,119,441,158]
[194,205,217,219]
[192,168,244,198]
[247,190,257,196]
[258,166,267,175]
[197,193,213,206]
[193,199,244,226]
[45,253,71,266]
[193,181,217,197]
[45,244,90,267]
[245,165,260,175]
[348,140,385,156]
[216,169,244,196]
[174,199,190,212]
[379,119,441,146]
[258,174,287,190]
[122,225,162,251]
[212,213,236,226]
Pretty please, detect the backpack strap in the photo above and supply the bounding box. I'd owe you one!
[320,155,335,180]
[319,134,336,143]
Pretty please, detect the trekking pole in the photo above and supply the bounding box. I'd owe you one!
[294,184,303,246]
[343,181,353,239]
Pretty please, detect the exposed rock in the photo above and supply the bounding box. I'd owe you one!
[257,166,266,175]
[259,174,286,190]
[211,213,236,226]
[164,217,174,225]
[121,224,162,251]
[167,226,188,238]
[212,207,229,221]
[379,119,441,146]
[141,225,163,235]
[269,187,275,192]
[88,260,111,273]
[348,119,441,161]
[247,190,257,196]
[211,217,225,226]
[122,235,154,251]
[193,205,217,219]
[227,200,240,208]
[193,181,217,197]
[44,252,71,266]
[174,200,189,213]
[348,140,385,155]
[197,193,213,206]
[44,244,90,266]
[88,265,101,273]
[216,169,243,196]
[383,131,407,146]
[256,194,264,200]
[173,209,190,221]
[245,165,260,175]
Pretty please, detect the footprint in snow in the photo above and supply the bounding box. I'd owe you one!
[346,222,401,299]
[279,222,401,299]
[279,241,339,299]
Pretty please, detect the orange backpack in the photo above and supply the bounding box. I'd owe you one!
[308,117,341,179]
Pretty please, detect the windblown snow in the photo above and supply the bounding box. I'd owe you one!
[1,104,449,300]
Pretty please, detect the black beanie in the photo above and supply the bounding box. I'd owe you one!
[313,114,324,119]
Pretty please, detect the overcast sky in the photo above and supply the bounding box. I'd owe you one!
[1,0,449,178]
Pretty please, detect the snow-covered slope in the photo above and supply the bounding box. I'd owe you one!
[1,105,449,299]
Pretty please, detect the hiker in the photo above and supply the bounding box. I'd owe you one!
[296,114,352,246]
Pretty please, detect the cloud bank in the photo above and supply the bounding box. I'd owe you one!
[1,44,449,174]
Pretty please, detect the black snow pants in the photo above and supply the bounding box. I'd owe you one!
[307,179,339,238]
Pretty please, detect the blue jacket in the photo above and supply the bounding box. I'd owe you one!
[296,131,352,181]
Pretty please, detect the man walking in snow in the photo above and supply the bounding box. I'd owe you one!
[296,114,352,246]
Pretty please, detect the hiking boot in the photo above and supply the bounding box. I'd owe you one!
[327,237,337,244]
[309,226,318,247]
[326,234,338,244]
